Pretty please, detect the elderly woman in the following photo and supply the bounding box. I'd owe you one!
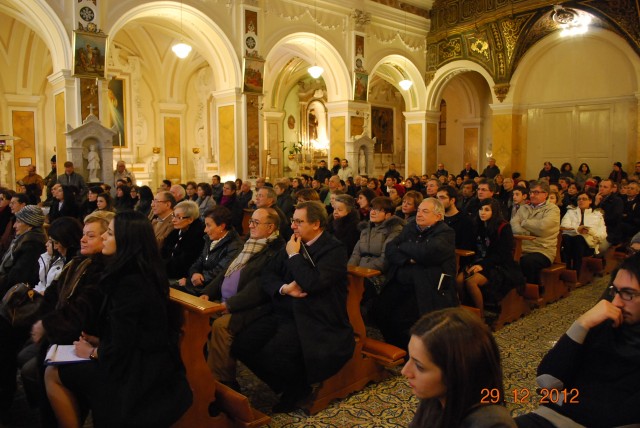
[35,217,83,295]
[183,205,243,296]
[349,196,404,297]
[161,201,205,285]
[15,211,113,417]
[0,205,46,296]
[327,194,361,255]
[196,182,216,221]
[561,191,607,274]
[395,190,423,221]
[45,211,192,427]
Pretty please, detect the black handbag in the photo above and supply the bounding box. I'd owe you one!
[0,283,43,328]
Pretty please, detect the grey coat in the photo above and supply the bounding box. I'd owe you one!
[348,216,405,273]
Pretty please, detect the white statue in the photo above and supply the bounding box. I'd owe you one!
[358,147,367,175]
[86,144,101,182]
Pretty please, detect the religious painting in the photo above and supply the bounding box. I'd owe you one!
[107,78,126,147]
[371,106,394,154]
[72,30,107,79]
[243,57,265,94]
[354,34,365,71]
[353,72,369,102]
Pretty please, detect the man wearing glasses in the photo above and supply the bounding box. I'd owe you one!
[231,201,354,413]
[199,208,284,392]
[511,180,560,285]
[515,253,640,427]
[150,191,175,247]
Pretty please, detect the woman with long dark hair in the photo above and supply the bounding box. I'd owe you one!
[45,211,192,427]
[575,163,592,189]
[114,185,135,212]
[458,198,524,317]
[134,185,153,217]
[403,308,515,428]
[48,184,80,223]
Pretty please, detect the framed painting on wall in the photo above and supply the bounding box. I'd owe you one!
[243,57,265,94]
[72,31,108,79]
[107,78,126,148]
[353,72,369,102]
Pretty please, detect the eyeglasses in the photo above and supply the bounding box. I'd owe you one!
[530,190,547,195]
[153,199,169,204]
[577,197,590,201]
[608,285,640,301]
[248,219,273,227]
[291,219,306,225]
[369,208,386,213]
[173,215,188,221]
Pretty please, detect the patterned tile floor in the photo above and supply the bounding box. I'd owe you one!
[3,277,608,428]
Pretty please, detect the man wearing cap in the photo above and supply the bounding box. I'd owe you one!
[0,205,46,295]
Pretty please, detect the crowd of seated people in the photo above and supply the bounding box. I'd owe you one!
[1,156,639,426]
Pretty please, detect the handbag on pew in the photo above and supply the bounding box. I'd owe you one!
[0,282,43,328]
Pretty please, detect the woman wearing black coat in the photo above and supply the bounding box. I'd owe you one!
[183,205,243,296]
[161,201,205,283]
[48,184,80,223]
[45,210,191,428]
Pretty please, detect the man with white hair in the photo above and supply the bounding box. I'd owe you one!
[170,184,186,204]
[113,160,136,185]
[373,197,458,350]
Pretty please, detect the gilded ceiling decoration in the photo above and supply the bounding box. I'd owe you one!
[427,0,640,101]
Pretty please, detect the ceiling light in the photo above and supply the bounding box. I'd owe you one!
[399,79,413,91]
[308,65,324,78]
[173,0,192,59]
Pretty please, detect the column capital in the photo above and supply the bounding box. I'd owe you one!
[403,110,427,122]
[157,103,187,114]
[47,69,73,89]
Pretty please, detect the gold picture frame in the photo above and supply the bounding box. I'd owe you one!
[72,30,108,79]
[243,57,265,94]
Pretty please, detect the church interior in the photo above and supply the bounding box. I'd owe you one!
[0,0,638,188]
[1,0,639,427]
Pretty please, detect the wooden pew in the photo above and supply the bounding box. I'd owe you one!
[169,288,270,428]
[514,232,570,306]
[301,266,406,415]
[513,235,544,307]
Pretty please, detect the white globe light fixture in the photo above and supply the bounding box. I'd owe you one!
[172,42,192,59]
[308,65,324,79]
[399,79,413,91]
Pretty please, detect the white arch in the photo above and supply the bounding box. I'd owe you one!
[107,1,240,90]
[0,0,70,72]
[509,27,640,104]
[263,32,351,106]
[426,60,497,111]
[369,54,427,111]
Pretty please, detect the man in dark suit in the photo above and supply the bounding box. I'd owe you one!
[232,201,354,412]
[373,197,458,350]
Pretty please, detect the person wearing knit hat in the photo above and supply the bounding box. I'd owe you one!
[0,205,46,295]
[15,205,45,228]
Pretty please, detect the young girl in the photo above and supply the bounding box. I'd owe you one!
[403,308,516,428]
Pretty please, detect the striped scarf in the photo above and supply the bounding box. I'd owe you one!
[224,232,279,277]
